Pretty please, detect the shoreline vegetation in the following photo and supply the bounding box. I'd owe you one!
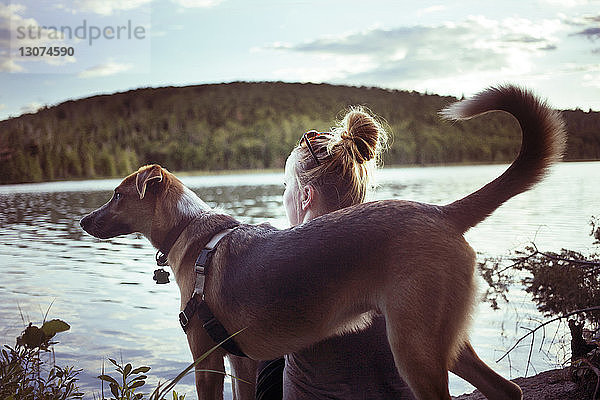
[1,159,597,188]
[1,81,599,185]
[1,321,594,400]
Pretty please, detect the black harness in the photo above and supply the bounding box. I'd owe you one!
[156,219,247,358]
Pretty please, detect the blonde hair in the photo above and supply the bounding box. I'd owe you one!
[292,106,388,210]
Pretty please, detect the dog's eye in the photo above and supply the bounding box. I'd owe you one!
[114,192,122,201]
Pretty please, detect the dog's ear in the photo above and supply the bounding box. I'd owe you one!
[136,165,163,199]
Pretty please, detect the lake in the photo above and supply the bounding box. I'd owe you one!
[0,161,598,399]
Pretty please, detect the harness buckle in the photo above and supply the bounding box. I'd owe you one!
[179,310,190,330]
[196,249,211,267]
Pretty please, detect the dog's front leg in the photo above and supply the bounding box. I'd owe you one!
[186,318,227,400]
[227,355,257,400]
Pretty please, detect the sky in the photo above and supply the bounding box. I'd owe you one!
[0,0,599,121]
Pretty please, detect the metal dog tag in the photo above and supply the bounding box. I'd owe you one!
[153,268,170,284]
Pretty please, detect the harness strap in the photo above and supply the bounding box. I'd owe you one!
[179,295,247,357]
[178,226,247,358]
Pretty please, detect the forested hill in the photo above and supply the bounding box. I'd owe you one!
[1,81,598,184]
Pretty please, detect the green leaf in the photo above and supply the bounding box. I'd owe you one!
[108,358,118,367]
[123,363,132,378]
[130,375,148,382]
[97,374,119,386]
[131,366,151,374]
[41,319,70,337]
[172,391,185,400]
[18,325,44,348]
[110,382,120,399]
[129,380,145,389]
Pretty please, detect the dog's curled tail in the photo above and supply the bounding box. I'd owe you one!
[440,85,567,233]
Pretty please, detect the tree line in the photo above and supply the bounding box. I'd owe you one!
[0,81,598,184]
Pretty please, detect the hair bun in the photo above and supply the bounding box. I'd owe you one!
[293,106,388,209]
[339,108,382,164]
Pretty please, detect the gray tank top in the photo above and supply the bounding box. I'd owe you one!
[283,316,416,399]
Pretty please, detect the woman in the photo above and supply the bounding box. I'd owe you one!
[256,107,415,399]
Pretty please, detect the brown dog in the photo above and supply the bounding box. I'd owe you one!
[80,85,565,400]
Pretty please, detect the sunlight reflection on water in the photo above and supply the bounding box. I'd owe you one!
[0,162,597,399]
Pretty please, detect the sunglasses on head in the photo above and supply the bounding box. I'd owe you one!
[301,130,331,166]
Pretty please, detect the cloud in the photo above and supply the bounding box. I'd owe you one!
[269,17,561,59]
[561,13,600,27]
[0,3,75,72]
[58,0,223,14]
[540,0,591,7]
[564,14,600,54]
[0,103,5,111]
[77,60,132,77]
[0,3,26,18]
[266,16,563,90]
[20,102,42,114]
[171,0,224,7]
[417,5,446,15]
[574,27,600,39]
[58,0,152,16]
[561,63,600,88]
[0,58,24,72]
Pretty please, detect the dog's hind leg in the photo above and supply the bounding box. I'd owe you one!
[450,342,522,400]
[383,310,453,400]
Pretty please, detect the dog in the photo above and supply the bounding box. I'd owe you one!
[80,84,565,400]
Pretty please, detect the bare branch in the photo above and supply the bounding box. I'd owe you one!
[497,306,600,363]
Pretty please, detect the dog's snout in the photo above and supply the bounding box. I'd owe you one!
[79,208,133,239]
[80,213,92,232]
